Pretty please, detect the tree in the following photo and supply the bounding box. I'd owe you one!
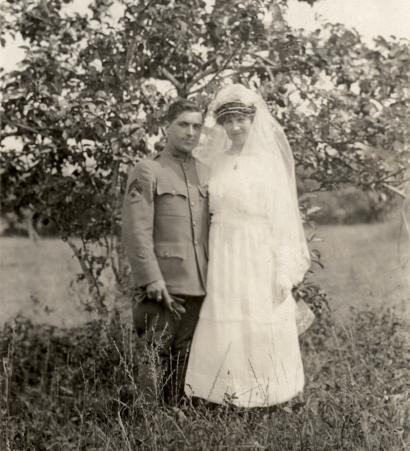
[1,0,409,313]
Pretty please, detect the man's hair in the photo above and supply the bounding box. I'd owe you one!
[165,98,203,123]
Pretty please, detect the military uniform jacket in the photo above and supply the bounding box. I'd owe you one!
[122,150,209,296]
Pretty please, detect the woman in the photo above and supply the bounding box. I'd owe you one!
[185,84,311,407]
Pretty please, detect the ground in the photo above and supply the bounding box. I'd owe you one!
[312,214,410,321]
[0,213,409,328]
[1,214,409,450]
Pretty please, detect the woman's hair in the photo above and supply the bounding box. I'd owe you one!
[214,101,256,125]
[165,99,203,123]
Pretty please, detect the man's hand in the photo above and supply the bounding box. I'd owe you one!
[146,280,186,320]
[146,279,167,301]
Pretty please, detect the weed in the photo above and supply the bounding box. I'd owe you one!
[1,302,409,450]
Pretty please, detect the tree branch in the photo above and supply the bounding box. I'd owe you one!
[3,120,44,136]
[26,11,54,27]
[189,64,277,96]
[401,209,410,239]
[187,42,244,95]
[0,131,19,141]
[249,52,278,70]
[160,67,184,92]
[252,57,275,81]
[382,183,406,199]
[140,84,157,111]
[187,65,221,91]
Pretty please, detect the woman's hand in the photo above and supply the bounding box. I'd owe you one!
[277,274,292,301]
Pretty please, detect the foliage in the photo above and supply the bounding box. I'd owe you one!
[1,0,409,311]
[1,305,409,450]
[306,185,399,224]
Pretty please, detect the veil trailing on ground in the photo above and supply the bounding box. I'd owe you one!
[194,84,311,292]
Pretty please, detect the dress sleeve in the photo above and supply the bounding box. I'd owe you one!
[267,172,300,297]
[121,161,163,287]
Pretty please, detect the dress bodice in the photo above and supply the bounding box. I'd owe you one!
[209,153,273,221]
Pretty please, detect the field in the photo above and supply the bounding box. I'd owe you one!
[312,215,410,321]
[0,214,409,328]
[1,216,409,450]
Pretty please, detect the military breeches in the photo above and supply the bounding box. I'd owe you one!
[133,295,204,404]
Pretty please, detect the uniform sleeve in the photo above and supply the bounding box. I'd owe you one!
[121,161,163,288]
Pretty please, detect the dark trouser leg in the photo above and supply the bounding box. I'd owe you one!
[132,295,204,404]
[168,296,204,404]
[133,299,178,402]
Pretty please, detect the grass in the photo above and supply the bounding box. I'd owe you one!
[0,216,409,449]
[0,214,409,328]
[0,305,409,450]
[0,237,129,328]
[312,215,410,320]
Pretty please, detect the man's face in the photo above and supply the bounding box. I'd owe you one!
[166,111,203,154]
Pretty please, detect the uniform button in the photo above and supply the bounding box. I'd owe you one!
[194,240,198,245]
[190,201,195,207]
[164,252,169,257]
[171,190,176,195]
[192,221,197,227]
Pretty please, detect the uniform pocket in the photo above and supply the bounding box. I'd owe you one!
[155,242,187,260]
[155,242,188,285]
[156,183,187,198]
[155,183,188,217]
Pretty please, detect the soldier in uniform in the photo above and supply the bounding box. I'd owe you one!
[122,99,209,404]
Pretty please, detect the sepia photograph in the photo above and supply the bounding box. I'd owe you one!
[1,0,409,449]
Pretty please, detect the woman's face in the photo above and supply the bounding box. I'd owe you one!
[221,114,253,148]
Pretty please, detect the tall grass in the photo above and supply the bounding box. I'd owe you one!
[1,304,409,450]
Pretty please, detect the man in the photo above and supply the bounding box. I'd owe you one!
[122,99,209,404]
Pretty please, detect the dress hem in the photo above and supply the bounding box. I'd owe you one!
[184,388,304,408]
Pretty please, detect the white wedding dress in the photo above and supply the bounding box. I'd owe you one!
[185,152,304,407]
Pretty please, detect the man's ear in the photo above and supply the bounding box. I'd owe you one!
[163,121,170,134]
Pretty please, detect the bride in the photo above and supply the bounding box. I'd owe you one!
[185,84,311,407]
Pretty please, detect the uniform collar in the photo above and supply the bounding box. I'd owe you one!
[164,149,194,163]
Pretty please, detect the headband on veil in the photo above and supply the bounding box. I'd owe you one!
[194,83,311,290]
[214,101,256,123]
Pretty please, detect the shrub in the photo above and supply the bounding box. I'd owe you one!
[309,186,400,225]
